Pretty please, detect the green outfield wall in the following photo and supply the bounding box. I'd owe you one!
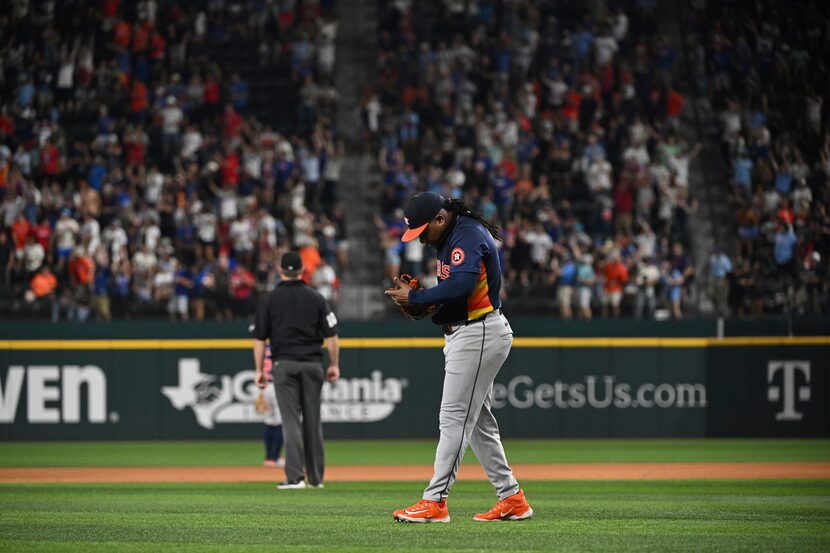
[1,320,828,440]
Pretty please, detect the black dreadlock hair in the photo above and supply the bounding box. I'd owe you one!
[443,198,501,241]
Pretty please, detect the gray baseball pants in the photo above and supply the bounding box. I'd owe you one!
[272,359,325,486]
[423,310,520,502]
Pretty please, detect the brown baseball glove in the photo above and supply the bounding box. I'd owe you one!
[255,391,269,415]
[385,273,437,320]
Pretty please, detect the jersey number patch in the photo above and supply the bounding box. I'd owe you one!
[450,247,465,266]
[326,312,338,328]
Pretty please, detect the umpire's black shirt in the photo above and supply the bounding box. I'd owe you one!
[253,280,339,362]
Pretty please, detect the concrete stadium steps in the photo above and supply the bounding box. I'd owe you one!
[660,2,731,315]
[334,0,385,320]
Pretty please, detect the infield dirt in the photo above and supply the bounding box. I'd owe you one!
[2,462,829,483]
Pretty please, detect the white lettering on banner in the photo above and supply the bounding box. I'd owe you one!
[568,383,586,408]
[321,403,395,422]
[493,375,707,410]
[0,367,25,422]
[506,376,534,409]
[768,361,811,421]
[614,383,632,408]
[27,367,60,423]
[586,376,614,408]
[161,359,408,429]
[637,384,655,408]
[62,366,107,423]
[0,365,109,424]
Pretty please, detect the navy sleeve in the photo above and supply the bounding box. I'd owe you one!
[409,271,478,305]
[446,231,486,273]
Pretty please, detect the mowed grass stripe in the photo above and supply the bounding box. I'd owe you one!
[1,439,829,467]
[0,481,829,552]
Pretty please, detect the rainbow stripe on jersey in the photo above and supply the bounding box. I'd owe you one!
[466,263,495,320]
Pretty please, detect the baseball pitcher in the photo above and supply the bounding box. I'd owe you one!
[385,191,533,523]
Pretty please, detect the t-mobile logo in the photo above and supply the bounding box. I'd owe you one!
[767,361,811,421]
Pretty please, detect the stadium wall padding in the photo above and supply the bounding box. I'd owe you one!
[1,320,827,439]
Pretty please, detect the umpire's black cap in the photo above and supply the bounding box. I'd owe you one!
[402,192,445,242]
[280,251,303,273]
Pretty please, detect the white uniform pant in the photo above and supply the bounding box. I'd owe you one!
[423,310,520,501]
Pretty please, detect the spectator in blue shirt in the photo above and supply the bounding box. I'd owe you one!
[664,265,685,320]
[230,73,249,112]
[774,222,797,274]
[492,166,515,221]
[733,153,753,196]
[191,263,212,321]
[93,263,112,320]
[171,265,193,321]
[708,247,732,316]
[17,74,35,109]
[576,254,596,319]
[773,159,792,195]
[555,255,577,319]
[88,157,107,192]
[573,26,593,70]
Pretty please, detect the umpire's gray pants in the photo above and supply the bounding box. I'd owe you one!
[272,359,325,486]
[423,311,520,502]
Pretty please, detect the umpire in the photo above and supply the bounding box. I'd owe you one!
[253,251,340,490]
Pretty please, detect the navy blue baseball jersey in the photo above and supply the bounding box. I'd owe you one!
[409,215,502,325]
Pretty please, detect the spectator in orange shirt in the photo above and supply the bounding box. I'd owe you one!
[113,19,131,49]
[25,266,58,317]
[11,213,31,278]
[69,247,95,285]
[11,213,31,253]
[29,266,57,298]
[777,198,795,225]
[61,247,95,322]
[299,244,321,283]
[602,250,629,318]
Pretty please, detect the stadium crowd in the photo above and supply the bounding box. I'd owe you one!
[372,0,828,318]
[699,0,829,316]
[0,0,346,321]
[1,0,826,321]
[372,0,701,319]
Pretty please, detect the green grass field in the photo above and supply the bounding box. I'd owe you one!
[2,440,829,552]
[2,438,829,467]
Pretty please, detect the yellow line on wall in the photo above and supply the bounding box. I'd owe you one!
[1,339,252,350]
[1,336,829,350]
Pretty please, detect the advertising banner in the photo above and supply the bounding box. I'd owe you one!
[706,345,828,437]
[1,324,827,440]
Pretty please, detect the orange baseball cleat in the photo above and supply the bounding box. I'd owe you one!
[473,489,534,522]
[393,499,450,523]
